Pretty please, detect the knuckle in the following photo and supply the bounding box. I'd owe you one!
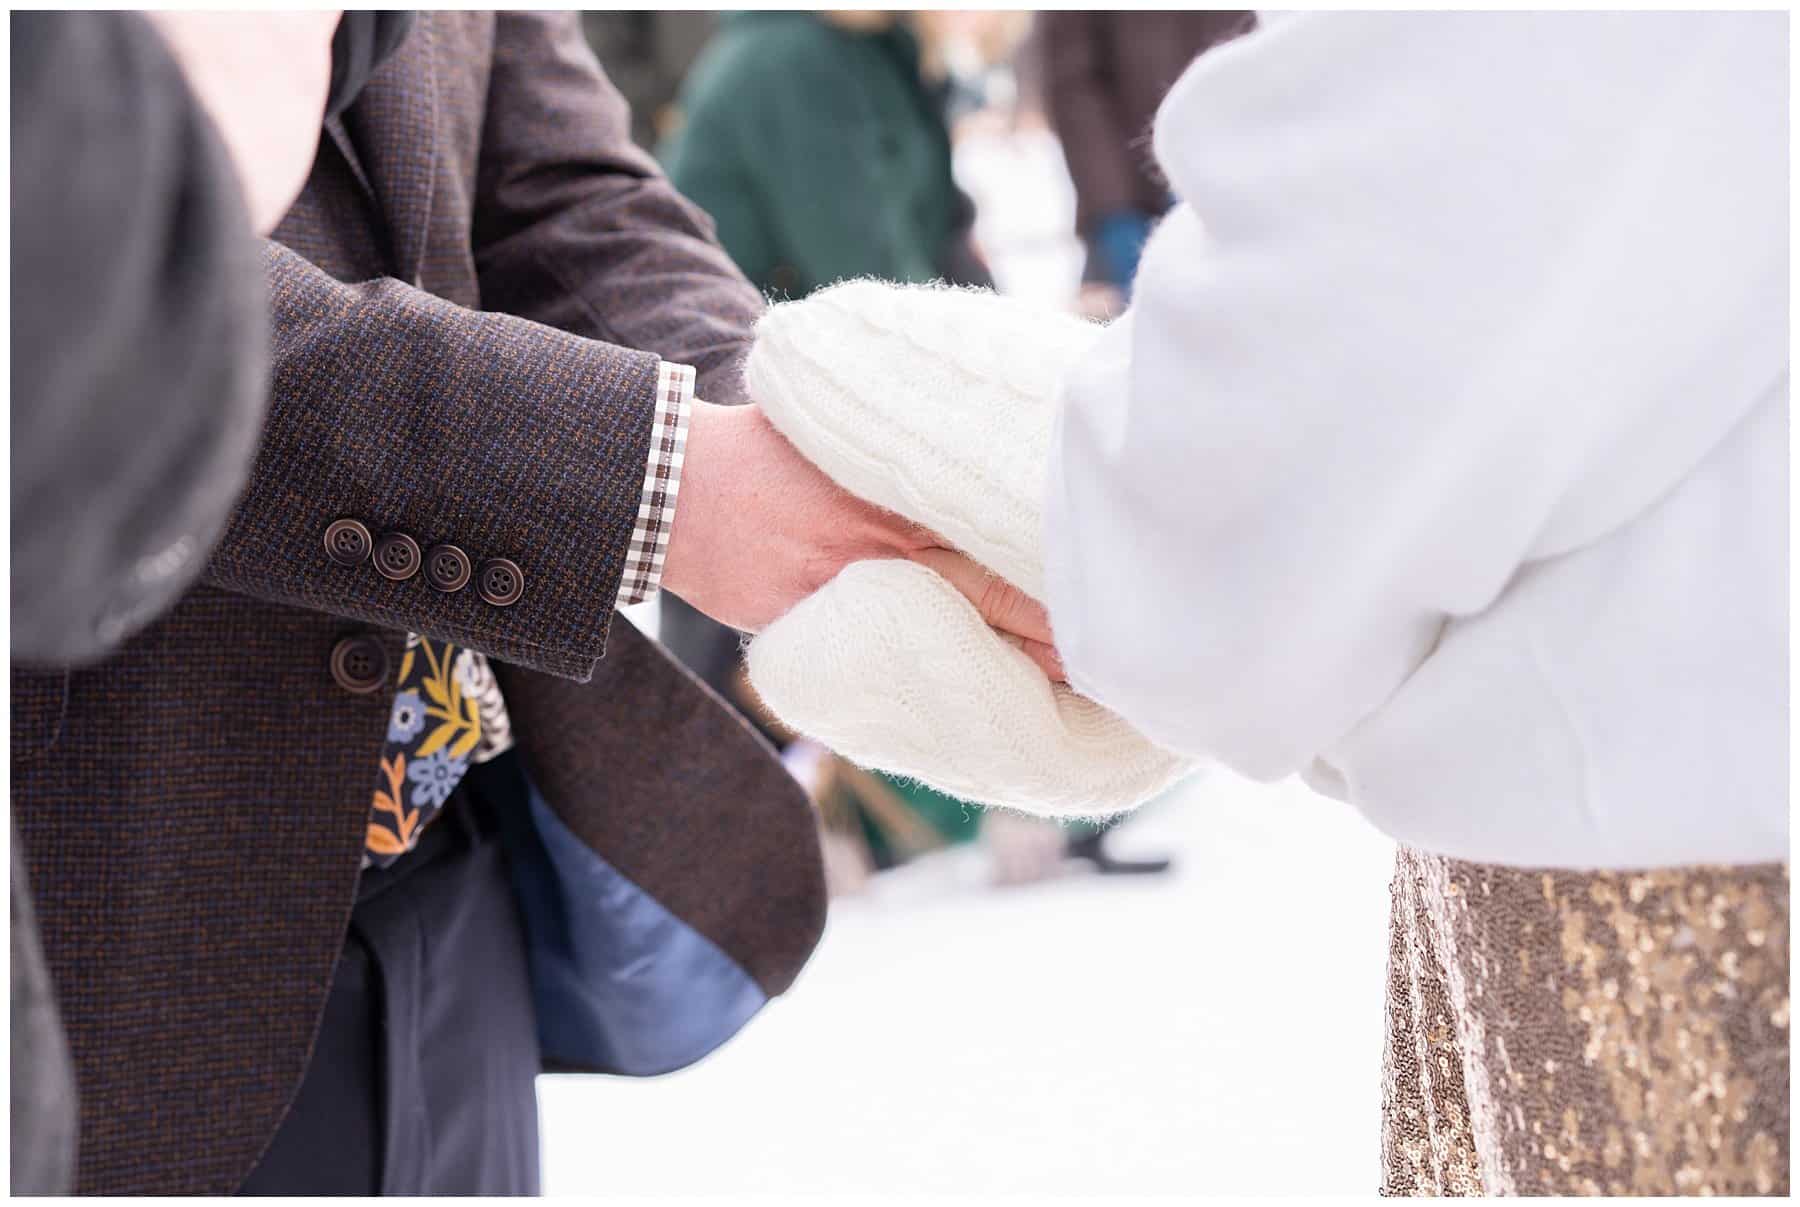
[978,575,1018,624]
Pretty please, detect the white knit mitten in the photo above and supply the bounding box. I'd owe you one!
[743,280,1193,817]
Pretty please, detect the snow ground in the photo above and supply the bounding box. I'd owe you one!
[540,769,1398,1196]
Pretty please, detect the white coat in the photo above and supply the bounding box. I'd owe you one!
[1045,11,1788,868]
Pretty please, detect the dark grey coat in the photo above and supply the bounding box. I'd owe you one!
[10,11,267,666]
[10,12,273,1195]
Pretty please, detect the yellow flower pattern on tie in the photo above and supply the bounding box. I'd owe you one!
[366,634,514,865]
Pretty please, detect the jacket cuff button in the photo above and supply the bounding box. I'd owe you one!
[425,544,472,593]
[477,558,524,607]
[324,519,373,566]
[374,532,422,581]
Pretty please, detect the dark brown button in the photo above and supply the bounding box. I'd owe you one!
[328,634,389,694]
[425,544,472,593]
[373,532,422,582]
[476,558,524,607]
[324,518,373,567]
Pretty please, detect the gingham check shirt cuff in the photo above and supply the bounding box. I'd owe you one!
[617,361,694,607]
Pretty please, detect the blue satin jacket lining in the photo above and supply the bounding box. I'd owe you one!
[481,752,768,1077]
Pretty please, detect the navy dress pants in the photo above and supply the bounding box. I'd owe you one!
[241,783,541,1195]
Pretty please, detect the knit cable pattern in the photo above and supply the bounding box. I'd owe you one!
[744,280,1194,816]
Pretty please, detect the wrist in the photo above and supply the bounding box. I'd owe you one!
[660,398,742,607]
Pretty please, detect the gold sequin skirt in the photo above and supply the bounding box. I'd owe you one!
[1381,848,1789,1196]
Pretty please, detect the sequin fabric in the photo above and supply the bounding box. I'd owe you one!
[1382,848,1789,1196]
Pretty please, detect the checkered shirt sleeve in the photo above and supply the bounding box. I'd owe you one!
[617,361,694,606]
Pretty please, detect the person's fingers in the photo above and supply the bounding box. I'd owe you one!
[996,629,1067,683]
[898,517,941,551]
[908,548,1052,643]
[849,497,936,553]
[908,548,1066,681]
[1019,636,1067,683]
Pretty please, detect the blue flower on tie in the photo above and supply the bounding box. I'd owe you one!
[407,748,469,808]
[387,690,426,744]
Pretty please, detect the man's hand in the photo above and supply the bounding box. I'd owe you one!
[904,548,1064,682]
[663,400,931,631]
[662,401,1066,681]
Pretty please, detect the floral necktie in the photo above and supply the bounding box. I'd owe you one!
[365,634,514,865]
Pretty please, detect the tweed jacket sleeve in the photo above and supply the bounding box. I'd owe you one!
[205,13,770,681]
[205,244,662,680]
[471,11,767,408]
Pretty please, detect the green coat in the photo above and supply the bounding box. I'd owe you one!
[660,13,961,298]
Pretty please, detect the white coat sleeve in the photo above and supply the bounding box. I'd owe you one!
[1044,11,1787,780]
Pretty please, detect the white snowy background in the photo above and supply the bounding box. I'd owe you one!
[540,122,1401,1197]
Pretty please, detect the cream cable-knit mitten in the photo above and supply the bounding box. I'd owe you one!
[742,280,1193,818]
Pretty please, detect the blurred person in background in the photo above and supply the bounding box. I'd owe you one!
[1039,11,1254,318]
[660,10,992,301]
[1043,11,1785,1194]
[10,10,358,1192]
[658,10,1160,891]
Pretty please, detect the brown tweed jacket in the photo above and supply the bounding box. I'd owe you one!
[11,12,823,1195]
